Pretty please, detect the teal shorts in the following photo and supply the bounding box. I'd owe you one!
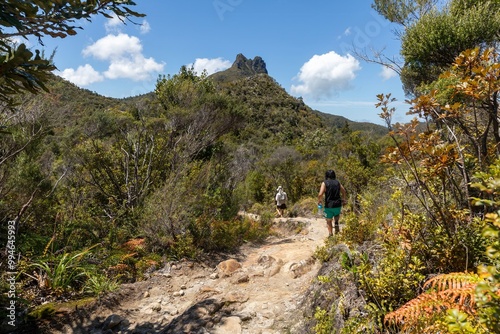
[324,207,341,219]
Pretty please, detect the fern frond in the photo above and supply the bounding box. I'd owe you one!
[385,273,483,330]
[385,291,451,326]
[424,272,481,291]
[438,284,477,313]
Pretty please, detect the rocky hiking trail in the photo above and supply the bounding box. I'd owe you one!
[39,216,329,334]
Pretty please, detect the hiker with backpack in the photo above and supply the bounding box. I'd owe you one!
[275,186,288,218]
[318,170,347,237]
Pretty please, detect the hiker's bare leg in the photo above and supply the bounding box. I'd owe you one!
[326,219,333,236]
[334,215,340,234]
[276,207,283,217]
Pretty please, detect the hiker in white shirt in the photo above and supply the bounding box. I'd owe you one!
[275,186,288,217]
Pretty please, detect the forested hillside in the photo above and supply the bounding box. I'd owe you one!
[2,1,500,333]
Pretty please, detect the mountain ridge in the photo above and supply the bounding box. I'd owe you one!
[28,54,387,138]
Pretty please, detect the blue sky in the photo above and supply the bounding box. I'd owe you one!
[28,1,413,125]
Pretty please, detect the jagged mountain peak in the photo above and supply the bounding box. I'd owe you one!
[232,53,267,74]
[210,54,268,83]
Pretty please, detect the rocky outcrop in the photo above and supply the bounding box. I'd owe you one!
[210,54,268,83]
[232,53,268,75]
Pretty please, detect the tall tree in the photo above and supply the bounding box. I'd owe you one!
[372,0,441,27]
[368,0,500,96]
[400,0,500,95]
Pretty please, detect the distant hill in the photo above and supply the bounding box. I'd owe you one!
[23,55,387,145]
[312,109,388,137]
[208,53,388,138]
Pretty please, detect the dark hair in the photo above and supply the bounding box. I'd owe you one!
[325,169,336,180]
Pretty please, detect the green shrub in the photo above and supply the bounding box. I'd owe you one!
[29,251,89,294]
[341,213,378,245]
[357,246,426,307]
[83,272,119,298]
[170,232,201,260]
[314,235,339,262]
[290,197,317,217]
[190,215,271,253]
[314,307,334,334]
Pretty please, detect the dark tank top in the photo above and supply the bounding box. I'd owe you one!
[324,179,341,208]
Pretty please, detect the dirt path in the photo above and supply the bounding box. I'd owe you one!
[42,216,329,334]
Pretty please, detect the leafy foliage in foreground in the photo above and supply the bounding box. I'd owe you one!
[373,0,500,96]
[310,46,500,334]
[384,165,500,333]
[369,48,500,333]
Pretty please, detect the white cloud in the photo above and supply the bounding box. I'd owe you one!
[140,20,151,34]
[380,65,397,81]
[57,64,104,86]
[81,33,165,81]
[291,51,361,100]
[83,33,143,61]
[189,58,232,76]
[105,14,124,33]
[104,55,164,81]
[344,27,351,36]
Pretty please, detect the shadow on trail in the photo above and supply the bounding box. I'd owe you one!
[17,298,228,334]
[267,238,295,246]
[159,298,224,333]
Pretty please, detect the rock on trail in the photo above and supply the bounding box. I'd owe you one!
[38,217,329,334]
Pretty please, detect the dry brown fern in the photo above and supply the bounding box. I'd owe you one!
[384,291,452,325]
[438,284,477,313]
[424,272,481,291]
[384,272,481,330]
